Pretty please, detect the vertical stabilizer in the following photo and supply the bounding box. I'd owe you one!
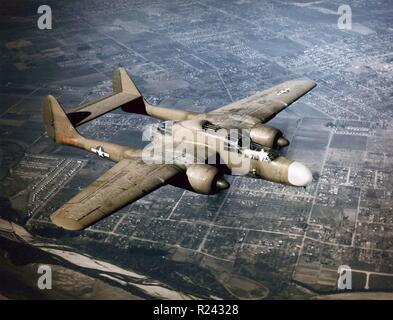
[43,95,82,146]
[112,67,141,96]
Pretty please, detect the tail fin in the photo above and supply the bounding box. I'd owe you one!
[113,67,142,96]
[45,68,198,131]
[66,68,143,127]
[43,95,83,146]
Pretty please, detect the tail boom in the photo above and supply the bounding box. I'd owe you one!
[43,95,141,162]
[64,67,199,125]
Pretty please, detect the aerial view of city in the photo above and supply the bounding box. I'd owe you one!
[0,0,392,299]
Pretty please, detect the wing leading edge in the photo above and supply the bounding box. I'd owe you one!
[51,159,183,231]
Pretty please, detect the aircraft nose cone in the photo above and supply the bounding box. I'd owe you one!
[288,162,313,187]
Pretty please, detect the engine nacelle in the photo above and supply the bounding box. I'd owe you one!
[250,124,289,148]
[186,164,229,194]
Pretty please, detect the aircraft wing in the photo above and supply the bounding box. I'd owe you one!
[204,80,316,127]
[50,158,183,231]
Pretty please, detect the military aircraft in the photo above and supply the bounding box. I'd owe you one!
[43,68,316,231]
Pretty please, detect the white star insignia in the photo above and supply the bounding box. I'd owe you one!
[91,146,109,158]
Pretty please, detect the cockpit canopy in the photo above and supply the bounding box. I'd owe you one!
[157,120,175,135]
[201,121,222,132]
[156,120,279,162]
[223,132,278,162]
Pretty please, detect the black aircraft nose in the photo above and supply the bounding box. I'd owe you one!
[216,178,230,190]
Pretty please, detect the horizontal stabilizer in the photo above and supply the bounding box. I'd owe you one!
[66,68,146,127]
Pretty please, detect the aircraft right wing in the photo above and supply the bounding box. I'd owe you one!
[204,80,316,128]
[50,158,183,231]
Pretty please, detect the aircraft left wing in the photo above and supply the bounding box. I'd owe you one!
[204,80,316,127]
[50,158,183,231]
